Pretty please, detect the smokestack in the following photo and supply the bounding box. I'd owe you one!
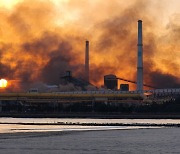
[137,20,143,92]
[85,40,89,82]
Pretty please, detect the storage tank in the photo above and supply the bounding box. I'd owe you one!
[104,74,118,90]
[120,84,129,91]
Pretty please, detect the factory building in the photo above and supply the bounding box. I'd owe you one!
[61,70,73,84]
[61,71,93,91]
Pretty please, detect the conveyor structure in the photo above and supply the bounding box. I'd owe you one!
[0,92,143,104]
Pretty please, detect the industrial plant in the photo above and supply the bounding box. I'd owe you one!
[0,20,179,116]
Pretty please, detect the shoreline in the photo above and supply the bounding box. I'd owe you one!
[0,130,82,138]
[0,121,180,127]
[0,125,166,136]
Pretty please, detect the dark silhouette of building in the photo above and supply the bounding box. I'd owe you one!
[104,74,118,90]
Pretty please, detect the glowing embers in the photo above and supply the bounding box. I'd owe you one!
[0,79,8,88]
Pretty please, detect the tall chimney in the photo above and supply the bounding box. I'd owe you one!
[137,20,143,92]
[85,40,89,82]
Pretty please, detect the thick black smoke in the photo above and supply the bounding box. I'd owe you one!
[21,32,84,85]
[149,71,180,88]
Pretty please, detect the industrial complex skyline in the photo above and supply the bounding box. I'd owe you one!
[0,2,180,154]
[0,0,179,91]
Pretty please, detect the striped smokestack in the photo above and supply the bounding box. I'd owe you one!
[85,40,89,82]
[137,20,143,92]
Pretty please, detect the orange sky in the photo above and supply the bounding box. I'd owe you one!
[0,0,179,91]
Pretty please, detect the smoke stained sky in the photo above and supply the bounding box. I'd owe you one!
[0,0,179,91]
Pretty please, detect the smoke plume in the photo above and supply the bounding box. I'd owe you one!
[0,0,179,91]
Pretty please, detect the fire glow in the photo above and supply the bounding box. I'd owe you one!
[0,79,8,88]
[0,0,179,92]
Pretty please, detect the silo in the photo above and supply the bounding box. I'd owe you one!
[104,74,118,90]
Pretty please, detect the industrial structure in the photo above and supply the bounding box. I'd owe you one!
[137,20,143,92]
[104,74,118,90]
[85,40,89,83]
[120,84,129,91]
[0,92,142,102]
[103,20,144,93]
[0,20,180,115]
[61,71,91,91]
